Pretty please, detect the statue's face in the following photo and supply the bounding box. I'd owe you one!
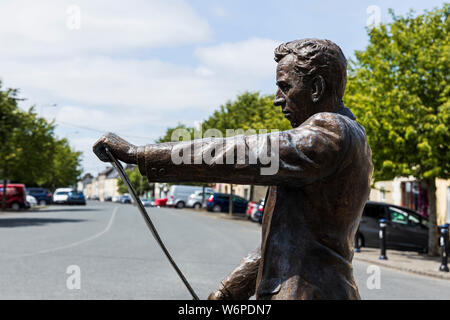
[274,54,316,128]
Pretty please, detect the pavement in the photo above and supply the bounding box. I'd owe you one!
[353,247,450,280]
[1,202,450,299]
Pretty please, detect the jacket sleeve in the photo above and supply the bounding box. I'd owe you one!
[137,113,350,187]
[212,247,261,300]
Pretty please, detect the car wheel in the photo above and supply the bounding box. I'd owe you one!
[193,203,201,209]
[355,233,364,249]
[39,200,47,206]
[212,205,221,212]
[11,202,20,211]
[176,201,185,209]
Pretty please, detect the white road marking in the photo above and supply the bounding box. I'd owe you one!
[17,206,118,258]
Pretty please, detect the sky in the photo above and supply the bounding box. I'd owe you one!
[0,0,445,176]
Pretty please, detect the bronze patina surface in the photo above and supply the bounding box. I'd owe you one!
[93,39,373,300]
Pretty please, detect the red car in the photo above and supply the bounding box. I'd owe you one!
[154,198,168,207]
[0,184,28,210]
[246,198,264,223]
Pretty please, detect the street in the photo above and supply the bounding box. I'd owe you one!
[0,201,449,299]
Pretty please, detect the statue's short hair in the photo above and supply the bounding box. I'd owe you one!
[274,39,347,102]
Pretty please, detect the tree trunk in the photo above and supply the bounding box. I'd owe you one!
[201,185,205,208]
[425,178,439,256]
[249,185,254,202]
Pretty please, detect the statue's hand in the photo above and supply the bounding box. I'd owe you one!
[207,291,226,300]
[93,132,137,164]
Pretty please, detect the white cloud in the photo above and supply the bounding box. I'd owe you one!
[2,38,279,113]
[195,38,279,78]
[0,0,212,58]
[2,56,237,112]
[0,0,280,175]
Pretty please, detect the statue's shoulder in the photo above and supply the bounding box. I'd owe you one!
[303,112,350,134]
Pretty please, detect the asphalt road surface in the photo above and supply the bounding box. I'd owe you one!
[0,201,449,299]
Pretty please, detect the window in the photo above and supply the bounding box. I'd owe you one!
[363,204,386,219]
[407,213,421,227]
[401,181,428,217]
[389,207,408,225]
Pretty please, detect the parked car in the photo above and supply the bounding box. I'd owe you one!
[167,185,213,209]
[187,190,214,209]
[26,195,38,208]
[112,195,121,203]
[120,194,132,204]
[0,183,28,210]
[67,191,86,205]
[53,188,74,204]
[206,193,248,214]
[140,198,151,207]
[246,198,265,222]
[356,201,429,253]
[153,198,168,207]
[26,187,52,205]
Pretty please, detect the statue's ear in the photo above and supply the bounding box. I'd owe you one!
[311,75,325,103]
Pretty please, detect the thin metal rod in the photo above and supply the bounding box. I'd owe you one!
[105,147,199,300]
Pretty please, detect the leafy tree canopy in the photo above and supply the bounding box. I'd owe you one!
[344,4,449,182]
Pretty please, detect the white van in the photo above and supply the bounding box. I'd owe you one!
[167,185,213,209]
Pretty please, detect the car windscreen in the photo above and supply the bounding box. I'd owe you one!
[56,191,69,195]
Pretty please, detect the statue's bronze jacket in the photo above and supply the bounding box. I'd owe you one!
[136,107,373,300]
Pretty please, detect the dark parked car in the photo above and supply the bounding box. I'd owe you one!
[26,187,52,205]
[67,191,86,205]
[356,201,429,253]
[206,193,248,214]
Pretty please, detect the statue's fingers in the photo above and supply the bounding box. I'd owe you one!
[93,138,111,162]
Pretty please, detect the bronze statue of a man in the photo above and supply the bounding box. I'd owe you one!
[93,39,373,300]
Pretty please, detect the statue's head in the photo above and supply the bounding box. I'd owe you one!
[273,39,347,127]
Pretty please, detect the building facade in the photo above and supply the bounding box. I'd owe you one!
[370,177,450,225]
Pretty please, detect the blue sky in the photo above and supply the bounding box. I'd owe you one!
[0,0,445,175]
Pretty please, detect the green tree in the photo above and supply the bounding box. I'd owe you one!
[156,123,195,143]
[201,91,290,134]
[0,83,83,210]
[0,85,22,210]
[117,167,152,196]
[344,4,449,255]
[48,138,82,190]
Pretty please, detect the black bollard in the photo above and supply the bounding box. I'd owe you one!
[379,218,388,260]
[354,232,361,253]
[439,224,449,272]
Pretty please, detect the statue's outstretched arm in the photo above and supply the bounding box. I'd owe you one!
[93,114,349,186]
